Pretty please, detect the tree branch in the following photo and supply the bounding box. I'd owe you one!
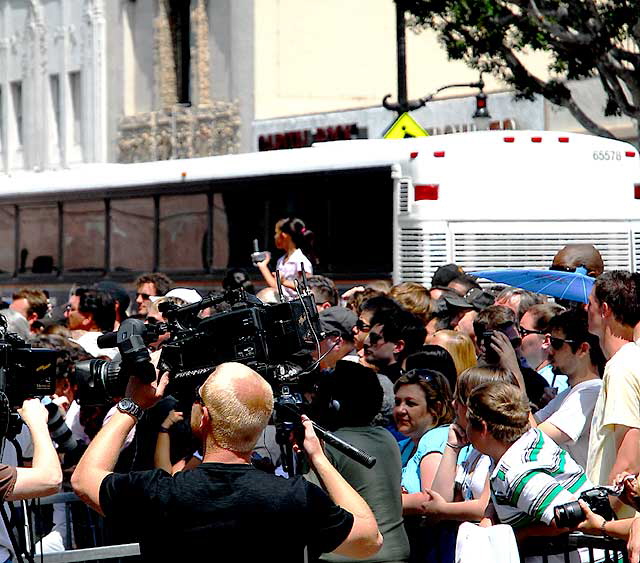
[610,47,640,70]
[501,46,616,138]
[527,0,594,45]
[598,60,639,118]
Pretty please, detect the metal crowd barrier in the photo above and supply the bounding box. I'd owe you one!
[520,532,629,563]
[17,492,141,562]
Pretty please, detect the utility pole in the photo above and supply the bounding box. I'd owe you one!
[395,0,408,113]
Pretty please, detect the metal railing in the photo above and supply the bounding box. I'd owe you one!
[16,492,140,563]
[520,532,629,563]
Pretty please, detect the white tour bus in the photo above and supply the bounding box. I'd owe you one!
[0,130,637,300]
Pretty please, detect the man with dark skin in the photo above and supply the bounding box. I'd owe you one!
[551,244,604,277]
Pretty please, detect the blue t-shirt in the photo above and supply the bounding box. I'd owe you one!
[398,425,450,493]
[538,364,569,394]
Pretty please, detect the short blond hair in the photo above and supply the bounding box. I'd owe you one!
[389,282,430,324]
[201,362,274,453]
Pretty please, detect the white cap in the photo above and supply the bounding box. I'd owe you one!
[150,287,202,305]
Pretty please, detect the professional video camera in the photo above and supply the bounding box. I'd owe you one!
[75,280,322,405]
[74,275,376,473]
[0,316,57,438]
[553,486,617,528]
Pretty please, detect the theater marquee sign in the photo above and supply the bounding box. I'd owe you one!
[257,118,519,151]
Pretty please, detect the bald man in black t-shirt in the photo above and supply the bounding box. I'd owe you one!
[72,363,382,562]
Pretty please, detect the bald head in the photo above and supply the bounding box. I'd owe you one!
[552,244,604,277]
[201,362,274,453]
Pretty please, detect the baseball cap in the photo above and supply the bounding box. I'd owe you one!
[150,287,202,305]
[441,289,474,310]
[320,307,357,341]
[431,264,464,288]
[464,287,495,311]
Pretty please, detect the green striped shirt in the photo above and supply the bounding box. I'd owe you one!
[490,428,593,528]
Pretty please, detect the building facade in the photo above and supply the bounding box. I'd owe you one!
[0,0,244,174]
[0,0,635,175]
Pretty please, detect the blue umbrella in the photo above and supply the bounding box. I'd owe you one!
[468,267,594,304]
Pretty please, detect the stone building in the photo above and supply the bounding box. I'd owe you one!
[0,0,243,173]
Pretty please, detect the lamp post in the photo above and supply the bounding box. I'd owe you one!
[383,78,490,116]
[385,0,491,119]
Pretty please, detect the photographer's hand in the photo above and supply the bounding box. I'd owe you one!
[155,410,183,473]
[576,500,607,535]
[491,331,528,398]
[9,399,62,501]
[18,399,48,430]
[577,500,635,541]
[125,372,169,410]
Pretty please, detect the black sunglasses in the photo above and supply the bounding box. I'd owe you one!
[549,265,577,273]
[403,369,438,385]
[355,318,371,332]
[136,292,152,300]
[367,331,384,345]
[519,327,546,338]
[548,335,577,350]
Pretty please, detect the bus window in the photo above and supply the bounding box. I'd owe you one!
[212,193,229,270]
[63,201,105,272]
[159,194,208,271]
[0,207,15,275]
[19,205,58,273]
[110,198,154,272]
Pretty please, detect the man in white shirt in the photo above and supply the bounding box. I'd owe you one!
[586,271,640,518]
[534,309,605,469]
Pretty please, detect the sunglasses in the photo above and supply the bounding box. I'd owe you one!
[548,335,577,350]
[355,318,371,332]
[519,327,546,338]
[367,331,384,345]
[194,385,205,405]
[137,292,152,300]
[404,369,436,384]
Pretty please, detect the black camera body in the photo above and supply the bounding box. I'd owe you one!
[554,487,616,528]
[75,288,322,406]
[0,317,57,437]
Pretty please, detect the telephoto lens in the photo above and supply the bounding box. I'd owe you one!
[43,400,78,454]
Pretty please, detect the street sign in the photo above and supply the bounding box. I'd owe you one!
[383,112,429,139]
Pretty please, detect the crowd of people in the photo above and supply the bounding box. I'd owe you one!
[1,218,640,563]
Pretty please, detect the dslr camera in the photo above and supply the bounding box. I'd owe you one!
[553,487,616,528]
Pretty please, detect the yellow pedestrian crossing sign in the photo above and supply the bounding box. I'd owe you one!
[383,112,429,139]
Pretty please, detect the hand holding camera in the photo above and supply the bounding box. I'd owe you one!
[18,398,49,429]
[251,239,271,266]
[554,486,618,529]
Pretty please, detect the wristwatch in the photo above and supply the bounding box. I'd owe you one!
[116,398,143,421]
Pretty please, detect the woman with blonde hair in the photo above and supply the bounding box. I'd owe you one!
[428,329,477,376]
